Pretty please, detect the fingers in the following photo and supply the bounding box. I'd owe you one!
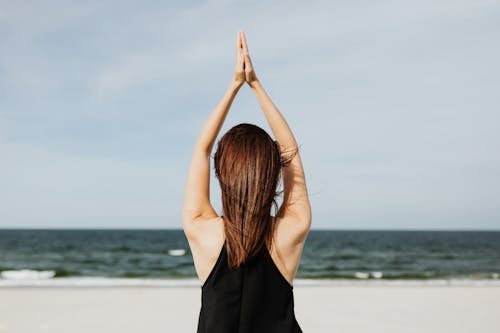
[235,53,244,71]
[235,32,244,71]
[236,30,251,72]
[244,54,253,70]
[236,30,243,57]
[241,30,249,55]
[240,30,253,70]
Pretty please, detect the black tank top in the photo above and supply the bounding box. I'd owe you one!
[197,240,303,333]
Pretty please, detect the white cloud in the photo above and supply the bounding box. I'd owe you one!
[0,0,499,228]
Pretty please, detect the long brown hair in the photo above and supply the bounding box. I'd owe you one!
[213,123,297,269]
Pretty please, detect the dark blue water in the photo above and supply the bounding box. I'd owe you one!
[1,229,499,281]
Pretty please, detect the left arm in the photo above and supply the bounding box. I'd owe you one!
[182,31,246,236]
[182,81,242,229]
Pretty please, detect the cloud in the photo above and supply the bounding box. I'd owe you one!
[0,0,499,228]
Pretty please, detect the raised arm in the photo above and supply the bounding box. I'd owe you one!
[182,31,246,234]
[241,32,312,240]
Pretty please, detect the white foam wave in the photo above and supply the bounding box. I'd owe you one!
[0,277,201,287]
[168,249,186,256]
[354,272,384,279]
[1,277,500,288]
[0,270,55,280]
[354,272,369,279]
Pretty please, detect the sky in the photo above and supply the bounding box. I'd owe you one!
[0,0,499,230]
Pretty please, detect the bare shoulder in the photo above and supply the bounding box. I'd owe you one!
[183,215,225,285]
[269,214,311,285]
[274,214,311,247]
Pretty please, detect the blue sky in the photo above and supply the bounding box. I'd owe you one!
[1,0,499,229]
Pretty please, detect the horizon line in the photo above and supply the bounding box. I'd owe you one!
[0,227,499,232]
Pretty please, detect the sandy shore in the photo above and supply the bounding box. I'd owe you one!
[1,286,499,333]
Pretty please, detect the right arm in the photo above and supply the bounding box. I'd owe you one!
[240,30,311,244]
[251,80,312,242]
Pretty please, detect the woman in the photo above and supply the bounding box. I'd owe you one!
[182,30,312,333]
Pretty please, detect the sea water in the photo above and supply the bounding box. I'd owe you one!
[0,229,499,287]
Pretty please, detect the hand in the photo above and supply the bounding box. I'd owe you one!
[232,30,245,88]
[241,31,259,88]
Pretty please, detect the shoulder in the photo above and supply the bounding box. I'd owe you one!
[183,213,222,240]
[183,214,225,248]
[183,215,225,284]
[268,215,311,284]
[274,214,311,247]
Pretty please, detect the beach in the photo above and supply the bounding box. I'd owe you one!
[2,230,499,332]
[1,285,499,333]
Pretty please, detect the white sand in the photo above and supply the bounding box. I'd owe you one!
[1,286,499,333]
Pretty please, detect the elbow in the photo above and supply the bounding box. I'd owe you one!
[194,142,212,156]
[182,217,197,240]
[302,212,312,231]
[181,210,195,236]
[301,203,312,230]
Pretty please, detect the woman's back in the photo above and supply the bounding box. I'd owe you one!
[182,30,311,333]
[197,238,303,333]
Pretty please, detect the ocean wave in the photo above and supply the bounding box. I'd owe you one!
[0,269,55,280]
[3,269,497,282]
[354,272,370,279]
[297,271,500,280]
[168,249,187,256]
[1,277,500,288]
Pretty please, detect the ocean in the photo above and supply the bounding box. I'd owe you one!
[1,229,499,287]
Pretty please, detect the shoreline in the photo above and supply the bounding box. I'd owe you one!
[2,277,500,288]
[1,285,499,333]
